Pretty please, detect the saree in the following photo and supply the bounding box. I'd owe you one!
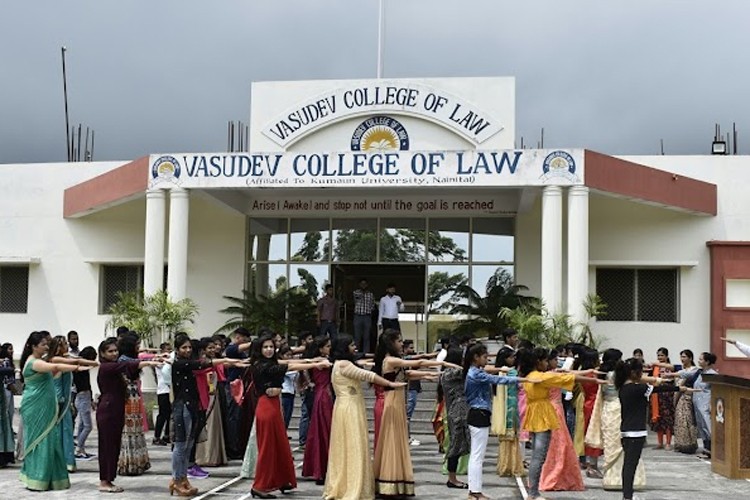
[19,358,70,491]
[53,371,76,472]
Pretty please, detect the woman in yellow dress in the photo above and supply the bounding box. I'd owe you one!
[323,334,404,500]
[518,347,605,500]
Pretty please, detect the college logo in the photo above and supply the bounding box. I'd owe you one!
[350,115,410,152]
[151,155,182,185]
[541,150,577,182]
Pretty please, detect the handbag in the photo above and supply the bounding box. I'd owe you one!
[467,407,492,428]
[7,379,24,396]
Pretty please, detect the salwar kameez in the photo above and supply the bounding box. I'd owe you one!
[117,376,150,475]
[196,369,228,467]
[493,367,525,477]
[539,388,584,491]
[97,360,141,483]
[673,368,699,454]
[19,358,69,491]
[0,366,16,467]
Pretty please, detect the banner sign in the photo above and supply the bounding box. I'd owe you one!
[148,149,584,190]
[247,193,518,216]
[261,81,503,148]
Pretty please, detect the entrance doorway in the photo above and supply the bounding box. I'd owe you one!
[332,264,426,353]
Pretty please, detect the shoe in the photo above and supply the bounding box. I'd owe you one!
[187,465,209,479]
[251,490,277,499]
[408,437,421,446]
[180,478,199,496]
[280,483,294,493]
[447,480,468,489]
[315,479,325,486]
[586,468,603,479]
[169,478,197,497]
[75,452,94,461]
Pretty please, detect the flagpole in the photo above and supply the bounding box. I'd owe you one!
[377,0,384,78]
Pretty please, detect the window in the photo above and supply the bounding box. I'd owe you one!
[596,268,679,322]
[100,265,143,314]
[0,265,29,313]
[99,265,168,314]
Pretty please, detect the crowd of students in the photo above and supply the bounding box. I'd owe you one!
[1,326,744,500]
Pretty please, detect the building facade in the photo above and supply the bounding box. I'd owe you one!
[1,77,749,376]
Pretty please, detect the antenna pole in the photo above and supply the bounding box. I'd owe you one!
[61,46,71,161]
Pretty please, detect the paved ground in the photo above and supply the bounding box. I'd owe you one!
[1,428,748,500]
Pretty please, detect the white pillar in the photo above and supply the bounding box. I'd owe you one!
[144,189,166,295]
[567,186,589,324]
[541,185,563,314]
[167,188,190,300]
[255,234,271,297]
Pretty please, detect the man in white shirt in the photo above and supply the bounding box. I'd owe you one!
[721,337,750,358]
[378,282,404,331]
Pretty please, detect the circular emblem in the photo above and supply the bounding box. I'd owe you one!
[350,115,410,151]
[151,155,181,183]
[542,150,576,176]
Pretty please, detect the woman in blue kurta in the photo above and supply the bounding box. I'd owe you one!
[18,331,90,491]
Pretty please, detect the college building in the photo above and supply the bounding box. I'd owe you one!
[1,77,749,376]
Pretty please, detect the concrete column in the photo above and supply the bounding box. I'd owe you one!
[167,189,190,300]
[255,234,271,297]
[567,186,590,324]
[144,189,166,295]
[541,185,563,314]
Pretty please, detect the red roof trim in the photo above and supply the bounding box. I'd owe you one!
[63,156,148,218]
[584,150,717,215]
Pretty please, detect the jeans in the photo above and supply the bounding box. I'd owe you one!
[155,393,171,441]
[621,437,646,499]
[281,393,295,430]
[74,390,93,453]
[468,425,490,493]
[563,397,576,438]
[406,389,419,436]
[319,320,338,341]
[527,430,552,498]
[353,314,372,353]
[298,388,314,446]
[172,401,195,480]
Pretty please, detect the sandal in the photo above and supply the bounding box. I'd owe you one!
[99,485,124,493]
[586,468,604,479]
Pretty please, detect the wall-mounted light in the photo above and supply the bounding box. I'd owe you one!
[712,140,727,155]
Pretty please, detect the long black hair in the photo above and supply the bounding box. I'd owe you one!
[373,329,401,377]
[98,337,118,362]
[600,348,623,378]
[117,332,140,359]
[304,335,331,360]
[494,346,515,368]
[48,335,68,359]
[462,343,488,380]
[250,333,277,365]
[517,347,548,377]
[614,357,643,389]
[680,349,695,367]
[0,343,13,368]
[20,331,46,381]
[657,347,671,363]
[331,334,356,363]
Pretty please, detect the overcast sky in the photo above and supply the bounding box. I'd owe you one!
[1,0,748,164]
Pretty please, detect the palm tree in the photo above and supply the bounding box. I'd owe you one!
[449,268,532,339]
[216,286,316,337]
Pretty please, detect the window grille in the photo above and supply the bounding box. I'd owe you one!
[596,268,678,323]
[0,265,30,313]
[100,265,143,314]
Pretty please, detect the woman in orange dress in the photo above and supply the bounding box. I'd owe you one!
[539,349,584,492]
[519,347,604,500]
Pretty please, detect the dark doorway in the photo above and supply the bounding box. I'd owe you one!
[332,264,426,353]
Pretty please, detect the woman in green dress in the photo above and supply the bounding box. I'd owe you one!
[18,331,90,491]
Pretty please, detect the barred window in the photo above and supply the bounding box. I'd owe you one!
[99,265,143,314]
[0,265,30,313]
[596,268,679,322]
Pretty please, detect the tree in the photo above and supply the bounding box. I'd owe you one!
[216,285,316,337]
[427,271,467,313]
[449,267,531,339]
[106,289,199,346]
[293,232,322,261]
